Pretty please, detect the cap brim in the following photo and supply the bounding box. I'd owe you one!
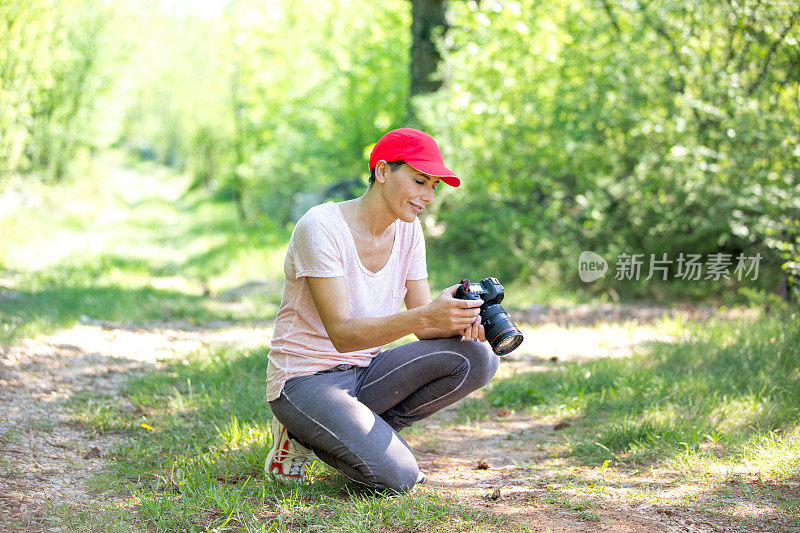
[405,160,460,187]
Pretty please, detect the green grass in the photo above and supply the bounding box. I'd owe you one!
[65,344,510,532]
[0,151,289,345]
[480,309,800,474]
[62,308,798,531]
[544,493,599,522]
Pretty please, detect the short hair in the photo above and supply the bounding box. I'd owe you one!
[368,160,406,186]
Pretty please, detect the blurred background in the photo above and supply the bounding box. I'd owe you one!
[1,0,799,311]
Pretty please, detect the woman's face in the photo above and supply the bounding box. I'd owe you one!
[379,162,439,223]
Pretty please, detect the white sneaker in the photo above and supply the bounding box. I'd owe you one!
[265,416,315,482]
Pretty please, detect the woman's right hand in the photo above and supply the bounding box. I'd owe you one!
[424,283,483,332]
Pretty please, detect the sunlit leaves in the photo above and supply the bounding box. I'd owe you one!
[417,0,799,291]
[0,0,114,180]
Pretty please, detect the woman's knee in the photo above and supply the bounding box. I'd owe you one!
[457,340,499,388]
[359,437,420,494]
[372,458,419,494]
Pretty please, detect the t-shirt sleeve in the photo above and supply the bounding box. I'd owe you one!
[407,218,428,280]
[288,210,345,279]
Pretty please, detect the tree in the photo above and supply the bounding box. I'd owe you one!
[0,0,113,181]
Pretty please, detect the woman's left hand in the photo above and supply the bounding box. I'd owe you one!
[462,316,486,342]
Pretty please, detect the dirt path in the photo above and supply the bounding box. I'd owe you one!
[0,320,274,530]
[0,311,790,532]
[410,406,762,533]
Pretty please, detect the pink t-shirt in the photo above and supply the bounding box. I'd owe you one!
[266,202,428,400]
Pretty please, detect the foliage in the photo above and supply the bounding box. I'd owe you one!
[0,0,117,180]
[113,0,411,225]
[113,4,234,178]
[2,0,799,295]
[231,0,411,225]
[416,0,800,293]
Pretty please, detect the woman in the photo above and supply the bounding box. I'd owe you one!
[265,128,498,493]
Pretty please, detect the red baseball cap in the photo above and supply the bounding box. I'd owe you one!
[369,128,460,187]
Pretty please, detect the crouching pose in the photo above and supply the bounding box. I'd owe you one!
[265,128,498,493]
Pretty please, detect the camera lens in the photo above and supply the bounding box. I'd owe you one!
[493,331,523,355]
[480,303,524,356]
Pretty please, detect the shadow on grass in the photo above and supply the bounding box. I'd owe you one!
[0,211,287,343]
[496,465,799,530]
[0,252,279,345]
[0,284,238,345]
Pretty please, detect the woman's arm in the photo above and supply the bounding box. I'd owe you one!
[404,278,485,341]
[305,276,483,353]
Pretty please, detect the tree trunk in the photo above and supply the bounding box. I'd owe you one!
[410,0,448,97]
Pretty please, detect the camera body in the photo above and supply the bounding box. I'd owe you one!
[454,277,505,306]
[453,277,523,356]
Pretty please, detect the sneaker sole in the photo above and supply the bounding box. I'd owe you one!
[265,416,283,477]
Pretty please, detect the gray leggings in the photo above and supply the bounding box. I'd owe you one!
[268,337,498,493]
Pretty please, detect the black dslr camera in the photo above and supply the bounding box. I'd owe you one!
[453,277,524,356]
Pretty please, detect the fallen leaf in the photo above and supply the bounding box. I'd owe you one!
[83,446,101,459]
